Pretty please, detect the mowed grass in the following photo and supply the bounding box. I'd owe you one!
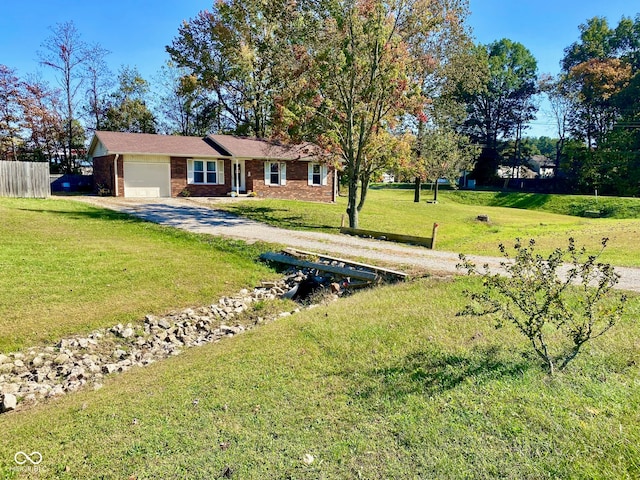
[217,188,640,266]
[0,198,277,352]
[449,189,640,219]
[1,278,639,479]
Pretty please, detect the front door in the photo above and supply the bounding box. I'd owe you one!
[231,160,245,193]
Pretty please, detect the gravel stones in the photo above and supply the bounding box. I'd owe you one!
[1,393,17,412]
[0,272,324,414]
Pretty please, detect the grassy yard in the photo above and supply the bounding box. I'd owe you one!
[0,198,278,352]
[448,189,640,219]
[1,196,639,478]
[216,188,640,267]
[1,278,639,479]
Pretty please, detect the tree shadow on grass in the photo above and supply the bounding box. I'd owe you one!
[354,345,531,400]
[491,192,551,210]
[224,205,337,231]
[17,206,142,223]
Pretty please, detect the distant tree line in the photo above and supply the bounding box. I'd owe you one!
[1,7,638,213]
[449,14,640,197]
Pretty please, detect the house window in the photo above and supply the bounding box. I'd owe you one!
[265,162,286,186]
[311,164,321,185]
[308,162,327,186]
[270,162,280,185]
[188,159,224,185]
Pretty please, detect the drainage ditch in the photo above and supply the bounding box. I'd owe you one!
[0,250,407,414]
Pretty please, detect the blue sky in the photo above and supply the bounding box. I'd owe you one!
[470,0,636,135]
[1,1,637,137]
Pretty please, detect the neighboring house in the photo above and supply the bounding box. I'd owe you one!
[497,164,537,179]
[527,154,556,178]
[88,131,337,202]
[381,172,395,183]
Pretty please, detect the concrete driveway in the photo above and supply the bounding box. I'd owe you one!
[70,196,640,293]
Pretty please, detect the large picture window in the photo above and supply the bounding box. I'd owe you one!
[188,159,224,185]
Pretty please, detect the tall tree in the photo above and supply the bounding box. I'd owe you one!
[539,73,574,173]
[453,39,538,184]
[557,15,640,194]
[562,17,615,71]
[154,61,220,136]
[38,21,92,173]
[103,66,156,133]
[561,15,637,149]
[566,57,632,148]
[611,14,640,71]
[0,65,23,161]
[83,44,112,132]
[20,76,65,165]
[167,0,312,137]
[277,0,470,228]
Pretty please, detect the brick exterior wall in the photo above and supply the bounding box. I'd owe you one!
[170,157,231,197]
[92,155,116,195]
[116,156,124,197]
[247,160,336,203]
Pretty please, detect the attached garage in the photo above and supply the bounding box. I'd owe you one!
[123,162,170,198]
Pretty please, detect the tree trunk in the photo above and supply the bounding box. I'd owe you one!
[433,180,439,202]
[347,177,359,228]
[357,174,369,212]
[414,176,421,202]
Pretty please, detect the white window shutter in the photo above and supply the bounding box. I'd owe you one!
[264,162,270,184]
[308,163,314,186]
[322,164,328,185]
[217,160,225,185]
[187,160,194,184]
[280,162,286,185]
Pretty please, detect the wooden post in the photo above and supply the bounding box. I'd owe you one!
[341,214,346,228]
[431,223,439,249]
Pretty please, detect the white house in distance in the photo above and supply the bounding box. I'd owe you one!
[88,131,337,202]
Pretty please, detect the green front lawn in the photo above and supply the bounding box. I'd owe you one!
[0,198,276,352]
[216,188,640,267]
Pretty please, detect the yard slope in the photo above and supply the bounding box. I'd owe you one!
[0,279,638,478]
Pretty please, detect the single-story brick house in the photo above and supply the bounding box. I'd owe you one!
[88,131,337,202]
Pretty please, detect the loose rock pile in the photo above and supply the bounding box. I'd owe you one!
[0,272,338,414]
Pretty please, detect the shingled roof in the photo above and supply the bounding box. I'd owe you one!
[208,134,323,160]
[90,131,324,160]
[90,131,227,157]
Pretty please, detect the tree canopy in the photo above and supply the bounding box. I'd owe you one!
[451,38,538,184]
[4,7,640,198]
[102,66,156,133]
[557,14,640,195]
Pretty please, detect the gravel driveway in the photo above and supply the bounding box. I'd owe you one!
[70,196,640,293]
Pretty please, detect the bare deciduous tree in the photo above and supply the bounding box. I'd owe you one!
[38,21,92,173]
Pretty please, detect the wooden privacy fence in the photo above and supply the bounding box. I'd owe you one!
[0,161,50,198]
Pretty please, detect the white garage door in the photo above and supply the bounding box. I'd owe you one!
[124,163,171,198]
